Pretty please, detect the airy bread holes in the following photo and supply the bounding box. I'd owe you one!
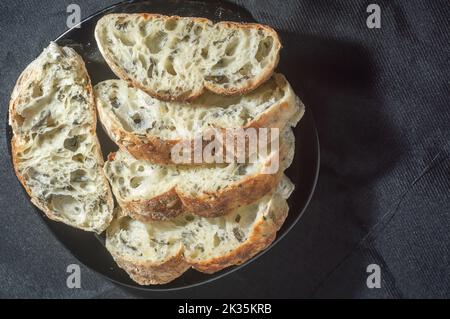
[115,33,136,47]
[115,19,130,31]
[131,113,142,125]
[11,43,113,233]
[72,154,85,162]
[137,54,147,69]
[170,37,180,49]
[36,127,63,145]
[31,84,43,98]
[70,169,88,183]
[193,25,203,36]
[147,60,154,78]
[130,176,144,188]
[255,36,274,62]
[138,22,147,37]
[164,57,177,76]
[96,15,283,100]
[200,47,208,59]
[212,58,232,69]
[238,63,252,77]
[64,135,85,152]
[225,38,239,56]
[213,233,221,247]
[15,113,25,127]
[110,96,120,109]
[232,227,245,242]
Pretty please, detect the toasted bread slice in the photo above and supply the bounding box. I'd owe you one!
[104,128,295,221]
[95,13,281,101]
[9,43,114,233]
[106,177,294,285]
[95,73,304,164]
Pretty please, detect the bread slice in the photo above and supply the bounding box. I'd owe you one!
[106,176,294,285]
[95,73,304,164]
[9,42,114,233]
[104,128,295,221]
[95,13,281,101]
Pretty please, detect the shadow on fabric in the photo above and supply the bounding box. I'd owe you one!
[276,31,405,297]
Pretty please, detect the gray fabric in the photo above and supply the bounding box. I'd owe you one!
[1,0,449,298]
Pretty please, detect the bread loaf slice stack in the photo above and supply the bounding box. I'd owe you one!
[94,13,304,284]
[9,13,304,286]
[103,127,295,222]
[94,73,304,163]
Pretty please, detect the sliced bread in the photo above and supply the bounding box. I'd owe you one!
[95,73,304,164]
[106,176,294,285]
[9,43,114,233]
[95,13,281,101]
[104,128,295,221]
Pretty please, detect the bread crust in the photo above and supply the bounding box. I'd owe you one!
[109,247,190,285]
[97,74,303,164]
[95,13,282,102]
[107,131,293,222]
[122,170,282,222]
[204,21,282,97]
[9,44,114,233]
[190,195,288,273]
[106,195,288,285]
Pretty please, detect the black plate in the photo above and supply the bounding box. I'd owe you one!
[6,0,320,291]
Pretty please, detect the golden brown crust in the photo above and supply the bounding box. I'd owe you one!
[191,195,288,273]
[9,59,37,135]
[108,127,294,222]
[9,45,114,233]
[204,21,282,96]
[124,187,183,221]
[12,136,114,234]
[245,76,299,129]
[97,102,180,163]
[95,13,281,102]
[97,74,300,165]
[121,170,282,222]
[111,249,190,285]
[107,195,288,284]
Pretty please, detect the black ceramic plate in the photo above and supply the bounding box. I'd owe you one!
[7,0,320,291]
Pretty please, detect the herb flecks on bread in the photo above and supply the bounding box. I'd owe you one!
[103,128,296,221]
[9,43,114,233]
[95,14,281,101]
[106,177,294,285]
[95,73,304,164]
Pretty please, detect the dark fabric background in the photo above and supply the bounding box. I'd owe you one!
[0,0,449,298]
